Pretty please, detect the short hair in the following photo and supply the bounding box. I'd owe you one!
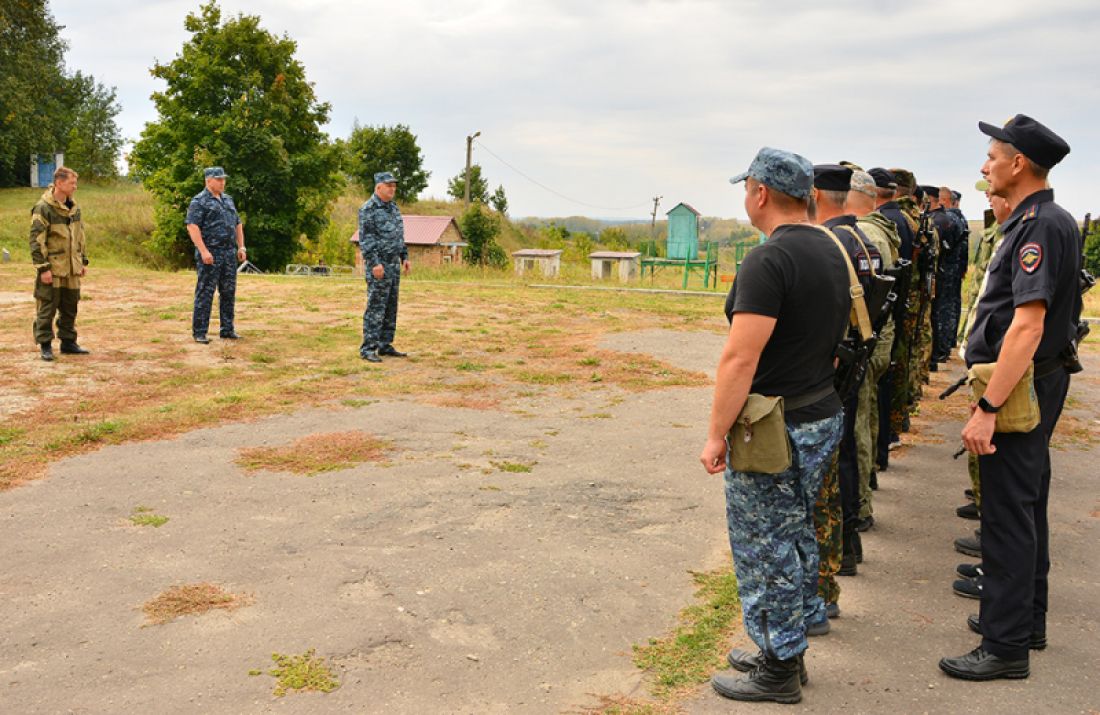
[993,140,1050,181]
[875,186,895,200]
[816,188,848,210]
[53,166,78,182]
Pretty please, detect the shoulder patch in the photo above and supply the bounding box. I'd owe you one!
[1018,242,1042,273]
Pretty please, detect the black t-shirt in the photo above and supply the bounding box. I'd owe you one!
[879,201,915,261]
[965,189,1081,366]
[723,223,851,422]
[823,215,883,296]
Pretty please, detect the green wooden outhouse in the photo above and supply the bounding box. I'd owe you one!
[665,203,700,260]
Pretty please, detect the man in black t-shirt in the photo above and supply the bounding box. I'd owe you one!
[701,147,850,705]
[939,114,1078,682]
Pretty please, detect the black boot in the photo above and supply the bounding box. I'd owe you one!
[40,342,54,361]
[712,655,802,704]
[839,525,858,576]
[60,339,89,355]
[727,649,808,685]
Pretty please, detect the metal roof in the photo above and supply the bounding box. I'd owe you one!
[589,251,641,259]
[665,202,701,216]
[512,249,563,257]
[349,215,463,246]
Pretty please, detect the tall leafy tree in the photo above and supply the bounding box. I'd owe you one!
[0,0,122,184]
[447,164,489,204]
[342,123,429,203]
[459,203,506,268]
[490,184,508,215]
[130,1,341,270]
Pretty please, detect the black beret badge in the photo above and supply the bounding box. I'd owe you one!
[1019,242,1042,274]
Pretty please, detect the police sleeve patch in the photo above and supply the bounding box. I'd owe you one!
[1019,242,1042,273]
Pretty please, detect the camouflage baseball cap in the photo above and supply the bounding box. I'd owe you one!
[203,166,228,179]
[850,170,877,198]
[730,147,813,200]
[374,171,398,184]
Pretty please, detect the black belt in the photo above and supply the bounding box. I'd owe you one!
[783,385,837,412]
[1034,355,1067,379]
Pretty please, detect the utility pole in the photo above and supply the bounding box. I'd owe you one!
[464,131,481,208]
[650,196,662,241]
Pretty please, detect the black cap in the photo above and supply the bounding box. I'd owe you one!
[918,184,939,198]
[868,167,897,189]
[978,114,1070,169]
[952,190,962,201]
[812,164,853,191]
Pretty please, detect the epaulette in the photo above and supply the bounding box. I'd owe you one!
[1022,204,1040,223]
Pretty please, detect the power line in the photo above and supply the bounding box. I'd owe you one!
[473,140,653,213]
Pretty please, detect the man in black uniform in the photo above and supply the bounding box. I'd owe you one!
[939,114,1077,681]
[929,185,963,365]
[813,165,883,579]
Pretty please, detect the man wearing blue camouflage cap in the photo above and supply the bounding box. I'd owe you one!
[358,171,410,362]
[186,167,246,343]
[701,147,851,704]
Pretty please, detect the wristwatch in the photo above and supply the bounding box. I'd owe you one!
[977,396,1001,414]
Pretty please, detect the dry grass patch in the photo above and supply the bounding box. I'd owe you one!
[143,583,252,625]
[237,431,391,476]
[570,695,682,714]
[424,395,501,410]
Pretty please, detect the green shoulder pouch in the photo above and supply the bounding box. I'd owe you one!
[727,394,792,474]
[968,362,1041,433]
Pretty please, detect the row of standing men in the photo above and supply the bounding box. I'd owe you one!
[701,112,1082,704]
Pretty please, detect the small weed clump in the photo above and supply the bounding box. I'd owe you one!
[491,460,535,473]
[129,505,169,528]
[266,649,340,697]
[143,583,252,626]
[237,431,392,476]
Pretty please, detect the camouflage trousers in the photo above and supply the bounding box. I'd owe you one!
[361,261,401,354]
[192,245,237,338]
[814,451,841,606]
[857,323,894,518]
[890,287,933,434]
[968,452,982,510]
[724,411,842,659]
[33,275,80,344]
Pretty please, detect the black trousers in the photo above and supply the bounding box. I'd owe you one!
[978,367,1069,660]
[876,366,894,467]
[838,386,861,531]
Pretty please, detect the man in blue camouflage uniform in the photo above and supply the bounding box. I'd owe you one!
[358,171,410,363]
[701,148,850,704]
[942,188,971,357]
[186,167,246,343]
[930,186,966,365]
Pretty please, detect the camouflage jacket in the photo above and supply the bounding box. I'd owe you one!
[30,186,87,284]
[957,222,1003,343]
[358,193,407,267]
[857,211,901,268]
[185,188,241,248]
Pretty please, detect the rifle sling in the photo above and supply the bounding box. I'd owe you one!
[816,226,874,342]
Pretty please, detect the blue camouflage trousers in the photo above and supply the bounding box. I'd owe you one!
[361,261,401,353]
[724,411,843,660]
[192,245,237,337]
[932,268,962,359]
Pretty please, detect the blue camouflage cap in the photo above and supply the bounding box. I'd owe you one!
[729,147,813,200]
[203,166,228,179]
[374,171,398,184]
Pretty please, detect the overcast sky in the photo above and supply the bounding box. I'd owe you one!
[52,0,1100,221]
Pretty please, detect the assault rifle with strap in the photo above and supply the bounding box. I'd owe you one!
[903,198,937,392]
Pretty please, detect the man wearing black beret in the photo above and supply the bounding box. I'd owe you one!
[940,114,1079,681]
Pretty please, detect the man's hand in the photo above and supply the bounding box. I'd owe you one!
[40,270,53,285]
[699,436,728,475]
[962,405,997,455]
[372,264,384,279]
[80,266,86,277]
[402,259,411,276]
[200,249,214,265]
[236,247,246,263]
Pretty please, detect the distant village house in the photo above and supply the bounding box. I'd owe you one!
[351,215,467,274]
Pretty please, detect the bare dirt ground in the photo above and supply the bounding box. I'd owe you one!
[2,323,1098,714]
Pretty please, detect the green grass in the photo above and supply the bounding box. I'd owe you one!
[77,419,124,444]
[632,568,741,699]
[129,506,169,528]
[491,460,535,473]
[266,649,340,697]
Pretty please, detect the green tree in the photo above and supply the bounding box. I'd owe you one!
[1084,225,1100,278]
[342,123,429,203]
[459,203,506,268]
[599,226,630,250]
[0,0,123,185]
[130,1,342,271]
[447,164,489,204]
[490,184,508,215]
[63,73,123,179]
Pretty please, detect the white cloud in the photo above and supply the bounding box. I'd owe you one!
[51,0,1100,219]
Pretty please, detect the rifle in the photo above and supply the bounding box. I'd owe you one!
[902,198,937,397]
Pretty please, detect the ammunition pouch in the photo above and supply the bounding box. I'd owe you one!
[887,259,913,324]
[726,386,835,474]
[865,274,897,332]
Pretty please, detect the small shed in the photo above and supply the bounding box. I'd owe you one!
[666,202,700,260]
[512,249,562,277]
[589,251,641,282]
[350,215,467,274]
[29,153,64,188]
